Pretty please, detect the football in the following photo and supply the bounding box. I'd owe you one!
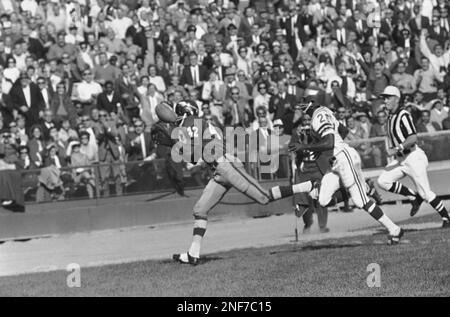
[155,102,177,123]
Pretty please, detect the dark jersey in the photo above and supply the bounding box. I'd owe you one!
[176,115,226,164]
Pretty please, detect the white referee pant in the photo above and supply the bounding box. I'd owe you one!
[377,146,436,202]
[318,146,370,209]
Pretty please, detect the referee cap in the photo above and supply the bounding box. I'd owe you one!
[381,86,401,98]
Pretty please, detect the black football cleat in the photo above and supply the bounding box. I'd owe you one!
[173,252,199,266]
[442,219,450,229]
[410,195,424,217]
[388,228,404,245]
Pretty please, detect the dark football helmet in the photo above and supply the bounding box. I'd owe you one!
[174,100,200,117]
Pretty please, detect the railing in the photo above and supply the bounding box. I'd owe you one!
[16,130,450,204]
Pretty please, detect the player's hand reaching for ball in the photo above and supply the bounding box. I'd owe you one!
[288,142,305,153]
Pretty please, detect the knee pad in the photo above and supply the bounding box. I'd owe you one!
[192,203,208,220]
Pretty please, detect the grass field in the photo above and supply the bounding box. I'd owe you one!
[1,214,449,297]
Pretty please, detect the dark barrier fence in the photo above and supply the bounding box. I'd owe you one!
[14,131,450,204]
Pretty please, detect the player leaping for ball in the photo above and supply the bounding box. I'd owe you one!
[270,102,405,245]
[154,100,294,265]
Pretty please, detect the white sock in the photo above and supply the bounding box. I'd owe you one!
[378,215,400,236]
[188,219,207,258]
[188,235,203,258]
[292,181,313,194]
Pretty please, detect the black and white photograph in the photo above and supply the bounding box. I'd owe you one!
[0,0,450,300]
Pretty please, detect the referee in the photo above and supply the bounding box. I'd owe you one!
[377,86,450,228]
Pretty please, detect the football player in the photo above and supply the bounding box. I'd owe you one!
[157,100,280,265]
[271,103,405,244]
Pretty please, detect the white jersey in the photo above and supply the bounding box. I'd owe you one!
[311,106,348,155]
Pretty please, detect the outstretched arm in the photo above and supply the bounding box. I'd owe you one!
[419,33,433,59]
[288,133,335,153]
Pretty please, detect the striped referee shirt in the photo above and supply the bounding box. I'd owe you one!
[387,108,417,148]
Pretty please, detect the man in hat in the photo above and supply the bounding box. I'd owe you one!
[216,67,250,102]
[9,72,45,128]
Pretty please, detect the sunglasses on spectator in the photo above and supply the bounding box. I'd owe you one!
[99,113,107,117]
[135,124,143,128]
[259,86,267,90]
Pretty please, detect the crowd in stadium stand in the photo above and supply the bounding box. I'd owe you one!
[0,0,450,201]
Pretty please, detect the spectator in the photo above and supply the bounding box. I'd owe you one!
[0,131,18,164]
[417,110,441,132]
[97,110,122,197]
[148,64,166,93]
[58,119,78,145]
[51,82,76,125]
[16,145,36,170]
[414,56,441,101]
[442,111,450,130]
[94,52,120,85]
[429,99,449,128]
[180,51,208,91]
[392,60,417,96]
[115,62,139,118]
[97,81,123,115]
[39,109,57,141]
[47,31,77,62]
[67,140,95,199]
[125,119,155,162]
[223,87,250,128]
[370,110,389,137]
[9,72,44,127]
[27,125,45,168]
[79,130,99,164]
[76,69,103,115]
[269,80,296,121]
